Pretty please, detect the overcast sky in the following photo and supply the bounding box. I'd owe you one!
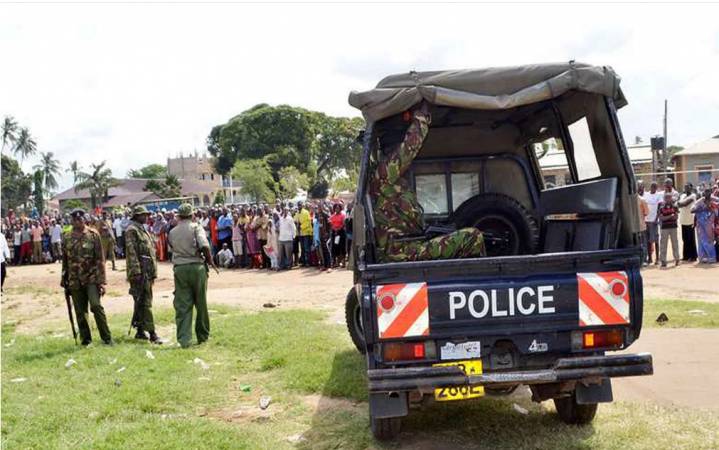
[1,2,718,192]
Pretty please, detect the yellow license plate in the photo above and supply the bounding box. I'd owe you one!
[433,360,484,402]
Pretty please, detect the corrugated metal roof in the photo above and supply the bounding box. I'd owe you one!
[674,136,719,156]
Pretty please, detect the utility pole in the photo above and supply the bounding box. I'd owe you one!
[662,99,668,177]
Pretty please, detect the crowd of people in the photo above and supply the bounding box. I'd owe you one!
[0,199,354,283]
[637,178,719,267]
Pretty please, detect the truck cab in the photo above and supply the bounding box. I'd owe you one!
[345,62,653,440]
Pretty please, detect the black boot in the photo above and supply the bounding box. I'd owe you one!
[149,331,163,345]
[135,329,148,340]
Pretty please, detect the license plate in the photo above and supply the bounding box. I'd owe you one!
[433,360,484,402]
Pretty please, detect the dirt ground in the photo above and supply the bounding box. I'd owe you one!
[2,260,718,410]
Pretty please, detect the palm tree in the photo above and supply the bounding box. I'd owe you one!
[164,174,182,197]
[2,116,19,151]
[33,152,62,192]
[66,160,81,184]
[75,161,120,209]
[13,127,37,160]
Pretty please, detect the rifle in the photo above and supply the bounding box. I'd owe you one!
[64,288,78,345]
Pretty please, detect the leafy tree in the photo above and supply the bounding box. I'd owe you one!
[231,159,276,203]
[67,161,81,184]
[144,174,182,198]
[277,166,309,199]
[75,161,120,209]
[1,154,33,214]
[128,163,167,179]
[62,198,88,212]
[213,191,226,206]
[208,104,363,199]
[13,127,37,160]
[33,152,61,192]
[2,116,19,151]
[33,170,45,213]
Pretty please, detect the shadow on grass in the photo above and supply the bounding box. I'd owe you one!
[300,351,597,450]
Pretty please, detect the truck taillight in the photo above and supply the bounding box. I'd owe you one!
[572,328,624,350]
[383,341,436,362]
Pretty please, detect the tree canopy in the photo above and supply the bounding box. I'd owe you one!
[128,163,167,179]
[144,174,182,199]
[231,159,276,203]
[208,104,363,199]
[75,161,120,209]
[1,154,33,215]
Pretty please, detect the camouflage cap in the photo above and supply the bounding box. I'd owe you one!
[131,205,151,217]
[177,203,194,218]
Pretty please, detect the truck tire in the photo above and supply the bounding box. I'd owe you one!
[453,193,540,256]
[370,416,401,441]
[553,393,598,425]
[345,288,366,354]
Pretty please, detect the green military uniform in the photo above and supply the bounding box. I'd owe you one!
[61,210,112,345]
[95,217,116,270]
[168,204,210,348]
[369,106,486,262]
[124,207,158,339]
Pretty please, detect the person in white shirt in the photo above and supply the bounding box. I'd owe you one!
[113,214,125,258]
[1,232,10,291]
[12,226,22,265]
[216,243,234,268]
[678,183,698,262]
[277,207,296,270]
[50,221,63,262]
[641,182,664,265]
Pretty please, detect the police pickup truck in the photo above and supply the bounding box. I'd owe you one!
[345,62,654,440]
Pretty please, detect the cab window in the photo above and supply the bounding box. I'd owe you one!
[415,174,448,215]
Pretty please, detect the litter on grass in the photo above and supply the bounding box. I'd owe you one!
[10,377,27,383]
[193,357,210,370]
[145,350,155,360]
[116,366,126,373]
[65,358,77,369]
[687,309,708,316]
[239,384,252,392]
[259,396,272,410]
[512,403,529,415]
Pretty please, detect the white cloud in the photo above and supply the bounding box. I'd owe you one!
[1,3,718,191]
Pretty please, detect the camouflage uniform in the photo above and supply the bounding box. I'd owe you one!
[95,218,116,270]
[369,107,485,262]
[125,216,158,337]
[61,225,112,345]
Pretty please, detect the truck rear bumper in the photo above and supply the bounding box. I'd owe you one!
[367,353,653,392]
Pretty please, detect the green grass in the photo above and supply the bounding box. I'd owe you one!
[644,299,719,328]
[2,306,718,449]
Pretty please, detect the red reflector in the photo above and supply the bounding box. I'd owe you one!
[383,342,428,362]
[610,280,627,297]
[402,111,412,122]
[380,294,395,311]
[582,329,624,349]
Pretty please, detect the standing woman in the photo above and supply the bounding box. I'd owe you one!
[231,212,243,268]
[245,209,261,268]
[329,203,346,268]
[691,189,718,264]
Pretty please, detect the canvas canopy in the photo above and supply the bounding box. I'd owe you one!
[348,62,626,122]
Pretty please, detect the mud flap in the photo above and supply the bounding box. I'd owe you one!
[369,392,408,418]
[576,378,613,404]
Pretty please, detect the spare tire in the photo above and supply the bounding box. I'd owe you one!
[453,193,539,256]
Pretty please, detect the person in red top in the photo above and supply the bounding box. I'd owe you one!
[209,210,219,255]
[657,192,679,268]
[329,203,346,268]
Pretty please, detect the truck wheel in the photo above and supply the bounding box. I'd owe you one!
[453,193,539,256]
[345,288,366,354]
[553,393,598,425]
[370,416,401,441]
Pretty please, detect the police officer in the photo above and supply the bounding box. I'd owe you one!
[370,103,485,262]
[60,208,113,346]
[125,205,162,343]
[96,211,117,271]
[168,204,217,348]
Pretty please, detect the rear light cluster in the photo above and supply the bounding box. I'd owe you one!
[382,341,437,362]
[572,328,625,350]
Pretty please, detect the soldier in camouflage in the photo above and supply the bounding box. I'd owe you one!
[60,208,113,346]
[95,212,117,271]
[369,104,485,262]
[125,205,162,343]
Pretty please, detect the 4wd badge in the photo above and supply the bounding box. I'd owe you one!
[440,341,481,360]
